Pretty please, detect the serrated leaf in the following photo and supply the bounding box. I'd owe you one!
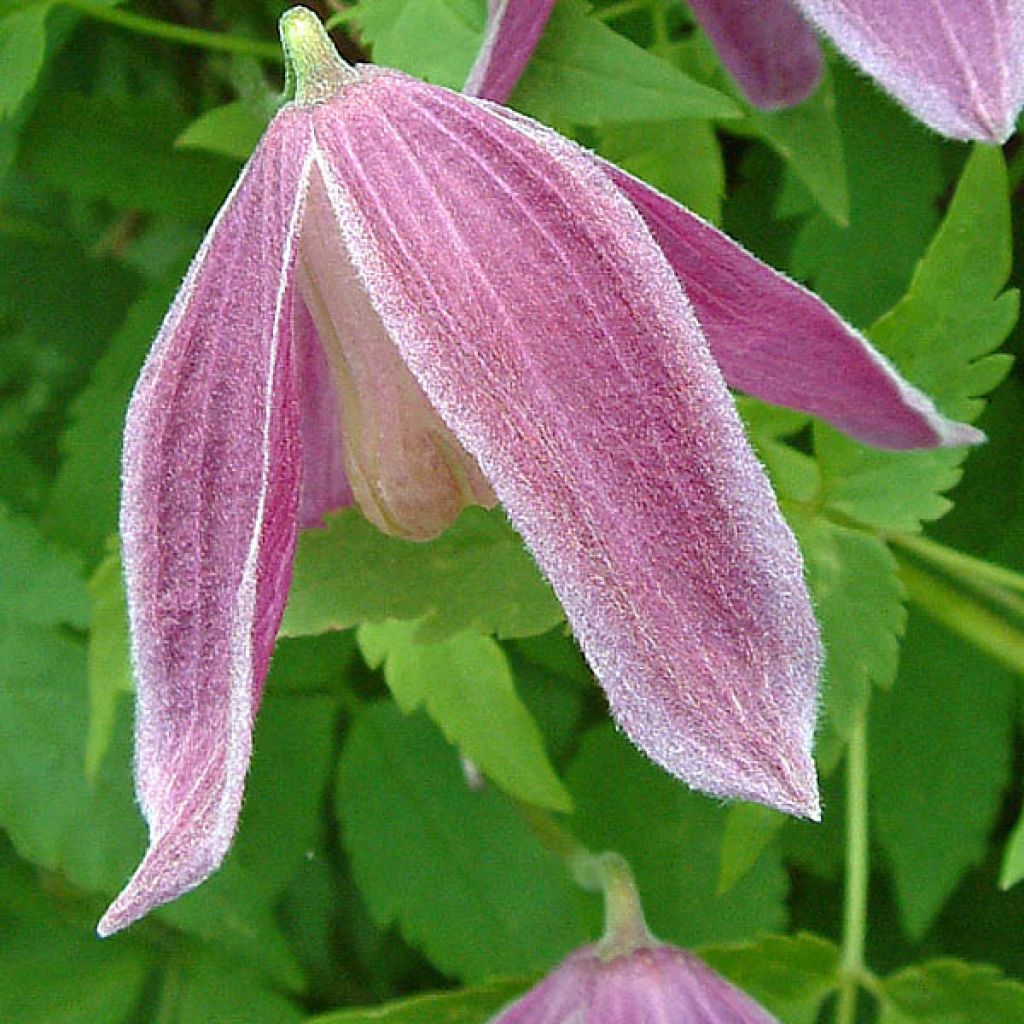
[283,507,562,641]
[0,3,50,119]
[19,92,238,220]
[743,68,847,226]
[175,99,268,161]
[597,118,724,222]
[700,933,840,1024]
[358,621,571,811]
[512,0,739,124]
[308,978,531,1023]
[337,703,588,981]
[872,611,1014,938]
[814,144,1017,534]
[0,507,89,629]
[789,512,905,737]
[84,545,132,781]
[880,959,1024,1023]
[567,725,787,946]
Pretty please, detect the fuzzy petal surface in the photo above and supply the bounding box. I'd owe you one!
[606,166,982,450]
[309,71,821,817]
[491,945,780,1023]
[294,296,353,528]
[688,0,822,108]
[98,110,314,936]
[794,0,1024,141]
[463,0,557,103]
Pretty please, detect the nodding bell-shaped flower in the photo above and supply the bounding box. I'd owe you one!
[469,0,1024,140]
[100,7,980,936]
[489,853,781,1024]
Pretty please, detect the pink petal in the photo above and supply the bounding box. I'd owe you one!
[98,109,314,937]
[793,0,1024,141]
[463,0,557,103]
[310,71,821,817]
[294,296,353,529]
[297,168,495,541]
[605,166,983,450]
[688,0,822,108]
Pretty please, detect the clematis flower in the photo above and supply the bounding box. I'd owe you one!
[488,852,781,1023]
[99,7,979,936]
[469,0,1024,140]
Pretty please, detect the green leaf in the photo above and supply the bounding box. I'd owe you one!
[45,276,185,561]
[789,63,950,326]
[814,144,1017,534]
[743,69,848,225]
[597,118,724,222]
[84,544,131,781]
[154,950,304,1024]
[283,507,562,641]
[700,933,840,1024]
[788,513,905,737]
[872,611,1015,938]
[337,703,589,981]
[880,960,1024,1023]
[19,92,239,220]
[358,621,572,811]
[567,725,788,946]
[175,99,268,161]
[1000,805,1024,890]
[308,978,531,1023]
[0,507,89,629]
[352,0,482,88]
[511,0,739,124]
[717,802,786,895]
[0,3,50,119]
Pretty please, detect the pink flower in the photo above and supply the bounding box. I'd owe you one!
[99,7,977,936]
[468,0,1024,140]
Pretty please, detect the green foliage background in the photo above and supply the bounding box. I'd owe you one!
[1,0,1023,1021]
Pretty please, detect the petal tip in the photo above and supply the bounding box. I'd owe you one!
[936,419,986,448]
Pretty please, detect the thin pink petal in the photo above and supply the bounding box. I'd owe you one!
[603,167,984,450]
[310,71,821,817]
[794,0,1024,141]
[688,0,822,108]
[463,0,557,103]
[98,110,314,937]
[294,296,353,528]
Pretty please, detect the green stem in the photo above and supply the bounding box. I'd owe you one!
[898,559,1024,676]
[889,532,1024,595]
[836,710,870,1024]
[57,0,282,60]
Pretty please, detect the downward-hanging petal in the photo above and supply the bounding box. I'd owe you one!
[793,0,1024,141]
[98,110,315,937]
[294,296,353,528]
[687,0,822,109]
[310,70,821,817]
[463,0,556,104]
[604,167,983,450]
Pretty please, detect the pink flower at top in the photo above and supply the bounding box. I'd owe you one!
[99,7,979,936]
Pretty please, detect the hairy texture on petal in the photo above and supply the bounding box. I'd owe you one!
[794,0,1024,141]
[298,169,495,540]
[463,0,557,103]
[294,297,353,528]
[605,167,983,450]
[98,111,314,937]
[311,71,821,817]
[688,0,822,108]
[491,945,780,1023]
